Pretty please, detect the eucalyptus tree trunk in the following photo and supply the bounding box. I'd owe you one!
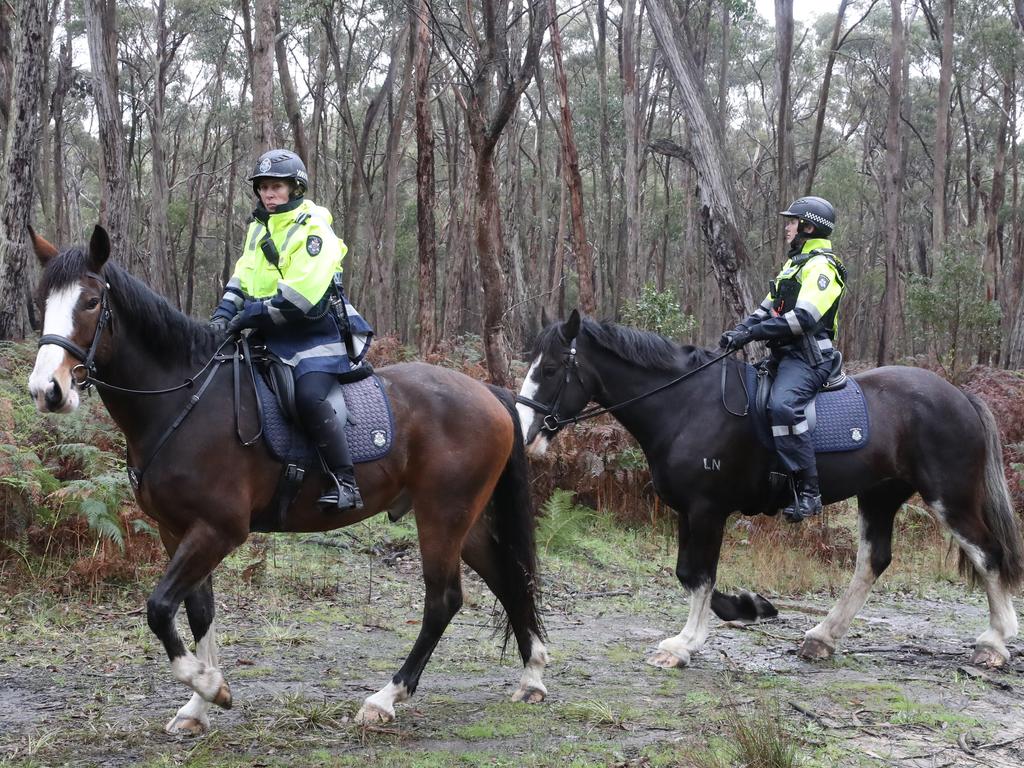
[0,0,46,339]
[774,0,794,249]
[274,7,309,164]
[620,0,641,313]
[980,75,1012,364]
[644,0,755,324]
[930,0,953,253]
[806,0,850,193]
[252,0,276,152]
[548,0,595,315]
[51,0,73,244]
[877,0,906,366]
[84,0,133,273]
[0,6,12,149]
[461,0,548,387]
[412,0,437,354]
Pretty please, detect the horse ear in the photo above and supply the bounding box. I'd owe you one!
[88,225,110,271]
[565,308,581,339]
[28,225,58,265]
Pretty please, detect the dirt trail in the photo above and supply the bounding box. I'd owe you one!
[2,534,1023,767]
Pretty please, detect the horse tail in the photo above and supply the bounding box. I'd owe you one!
[484,385,546,648]
[710,589,779,623]
[963,391,1024,590]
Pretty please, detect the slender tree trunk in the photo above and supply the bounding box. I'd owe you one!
[274,6,310,164]
[0,0,46,339]
[253,0,277,152]
[980,73,1012,364]
[596,0,612,313]
[806,0,849,193]
[877,0,905,365]
[549,0,595,315]
[717,2,730,128]
[930,0,953,253]
[84,0,133,273]
[412,0,437,354]
[774,0,794,244]
[644,0,755,323]
[621,0,641,310]
[51,0,73,244]
[0,4,13,150]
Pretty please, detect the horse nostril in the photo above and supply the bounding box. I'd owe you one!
[44,379,63,410]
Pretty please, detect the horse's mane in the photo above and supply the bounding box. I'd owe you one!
[533,316,715,372]
[40,247,222,365]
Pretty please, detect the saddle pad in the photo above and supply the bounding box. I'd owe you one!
[743,364,869,453]
[255,374,394,466]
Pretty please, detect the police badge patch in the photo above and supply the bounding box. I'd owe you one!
[306,235,323,256]
[817,273,830,290]
[258,157,272,174]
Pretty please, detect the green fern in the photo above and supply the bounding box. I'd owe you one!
[537,489,595,556]
[49,472,132,551]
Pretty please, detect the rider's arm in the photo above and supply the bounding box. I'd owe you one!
[747,256,841,341]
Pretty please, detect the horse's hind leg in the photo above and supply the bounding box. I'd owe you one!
[801,483,908,660]
[356,503,472,724]
[460,519,548,704]
[164,576,218,735]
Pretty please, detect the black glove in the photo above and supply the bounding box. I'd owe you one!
[719,327,754,351]
[208,316,229,334]
[225,313,250,336]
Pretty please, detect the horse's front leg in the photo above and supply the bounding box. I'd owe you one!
[148,523,242,724]
[164,576,219,735]
[647,505,727,668]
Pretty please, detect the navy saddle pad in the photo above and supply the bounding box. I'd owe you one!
[742,363,870,453]
[255,373,395,466]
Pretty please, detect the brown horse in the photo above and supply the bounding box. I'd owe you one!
[27,226,547,734]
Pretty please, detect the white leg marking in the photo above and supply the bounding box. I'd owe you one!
[516,357,542,443]
[512,633,549,702]
[656,582,714,665]
[166,622,219,734]
[171,648,226,703]
[806,518,878,649]
[356,681,410,723]
[29,285,82,412]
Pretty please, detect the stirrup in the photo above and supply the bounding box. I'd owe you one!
[319,479,364,512]
[783,492,822,524]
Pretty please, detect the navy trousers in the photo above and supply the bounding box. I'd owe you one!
[767,349,832,473]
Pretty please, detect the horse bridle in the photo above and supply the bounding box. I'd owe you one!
[515,336,739,430]
[37,271,112,390]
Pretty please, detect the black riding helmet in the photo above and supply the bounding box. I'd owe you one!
[779,196,835,237]
[248,149,309,197]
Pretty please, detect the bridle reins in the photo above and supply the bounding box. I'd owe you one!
[515,336,739,431]
[37,272,264,487]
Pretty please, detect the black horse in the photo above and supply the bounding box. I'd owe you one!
[516,310,1023,669]
[28,227,547,734]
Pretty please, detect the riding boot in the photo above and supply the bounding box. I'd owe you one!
[782,467,822,523]
[306,399,363,512]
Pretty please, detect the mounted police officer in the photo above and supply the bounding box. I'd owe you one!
[719,196,846,523]
[210,148,363,512]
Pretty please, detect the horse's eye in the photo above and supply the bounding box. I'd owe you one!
[85,297,100,310]
[542,366,557,378]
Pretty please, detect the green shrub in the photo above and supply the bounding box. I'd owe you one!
[621,283,697,340]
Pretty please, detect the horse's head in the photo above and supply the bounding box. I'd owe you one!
[28,225,112,413]
[516,309,596,456]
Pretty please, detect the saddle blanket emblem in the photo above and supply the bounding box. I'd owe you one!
[256,374,394,466]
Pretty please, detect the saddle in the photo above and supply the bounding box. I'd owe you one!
[744,351,870,454]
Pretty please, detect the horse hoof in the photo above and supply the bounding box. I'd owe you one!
[355,702,395,724]
[213,681,232,709]
[646,649,690,668]
[799,637,834,661]
[164,715,208,736]
[512,685,546,704]
[970,645,1009,669]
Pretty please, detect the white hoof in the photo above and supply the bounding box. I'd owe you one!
[970,644,1010,669]
[164,713,209,736]
[511,684,547,703]
[646,649,690,668]
[355,701,395,724]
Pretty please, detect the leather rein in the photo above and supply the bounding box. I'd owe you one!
[37,273,263,488]
[515,336,741,431]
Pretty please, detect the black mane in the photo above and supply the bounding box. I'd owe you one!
[534,316,716,372]
[40,246,222,365]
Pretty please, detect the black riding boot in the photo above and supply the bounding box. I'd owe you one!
[783,466,822,523]
[306,399,363,512]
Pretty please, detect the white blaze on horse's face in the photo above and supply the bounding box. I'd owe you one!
[28,284,82,413]
[516,356,551,457]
